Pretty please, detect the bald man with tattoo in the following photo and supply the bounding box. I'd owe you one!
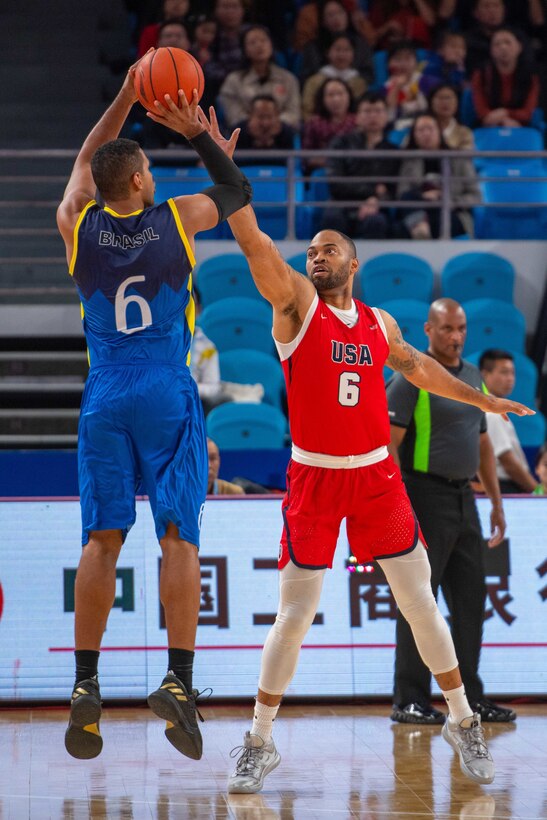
[148,105,535,791]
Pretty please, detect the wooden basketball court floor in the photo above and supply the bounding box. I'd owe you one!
[0,702,545,819]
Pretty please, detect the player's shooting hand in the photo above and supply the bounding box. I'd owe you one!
[484,394,535,422]
[121,49,154,105]
[146,89,204,139]
[197,105,240,159]
[488,505,506,548]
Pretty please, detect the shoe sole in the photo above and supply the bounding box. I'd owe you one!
[65,697,102,760]
[391,712,445,725]
[441,722,495,785]
[148,689,202,760]
[227,750,281,794]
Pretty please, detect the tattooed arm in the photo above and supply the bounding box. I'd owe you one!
[379,309,535,420]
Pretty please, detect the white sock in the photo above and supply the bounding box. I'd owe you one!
[251,700,280,742]
[443,685,474,726]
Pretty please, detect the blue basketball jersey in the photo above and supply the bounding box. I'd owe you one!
[70,199,195,367]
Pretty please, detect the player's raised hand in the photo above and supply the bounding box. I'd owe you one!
[197,105,240,159]
[483,394,536,422]
[146,88,203,139]
[121,49,154,105]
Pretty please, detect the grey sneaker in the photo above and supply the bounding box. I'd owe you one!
[442,714,495,784]
[228,732,281,793]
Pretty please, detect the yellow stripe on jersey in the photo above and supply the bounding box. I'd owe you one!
[103,205,144,218]
[185,272,195,366]
[80,303,91,366]
[167,199,196,268]
[69,200,96,276]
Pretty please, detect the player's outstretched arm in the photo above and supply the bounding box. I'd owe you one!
[56,63,140,244]
[380,309,535,420]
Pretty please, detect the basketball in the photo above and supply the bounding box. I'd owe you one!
[134,47,205,114]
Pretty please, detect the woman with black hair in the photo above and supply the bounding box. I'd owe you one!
[300,0,373,83]
[302,77,356,170]
[428,83,474,149]
[471,27,540,126]
[219,25,301,129]
[396,113,480,237]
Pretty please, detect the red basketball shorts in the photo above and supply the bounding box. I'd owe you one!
[279,454,424,570]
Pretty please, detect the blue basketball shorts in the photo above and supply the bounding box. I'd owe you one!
[78,364,207,547]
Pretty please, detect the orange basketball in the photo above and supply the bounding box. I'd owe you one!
[134,47,205,114]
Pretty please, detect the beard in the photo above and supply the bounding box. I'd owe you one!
[311,261,352,292]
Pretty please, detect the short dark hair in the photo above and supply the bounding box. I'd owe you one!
[331,230,357,258]
[357,90,387,108]
[250,93,279,111]
[91,139,144,201]
[387,40,417,60]
[479,348,514,371]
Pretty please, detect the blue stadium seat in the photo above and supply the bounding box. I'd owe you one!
[511,411,546,448]
[199,297,273,355]
[360,254,434,305]
[151,165,227,239]
[474,161,547,240]
[376,299,429,351]
[460,87,477,128]
[298,167,329,239]
[195,254,263,306]
[441,252,515,304]
[387,127,410,147]
[465,350,538,407]
[219,349,285,410]
[473,127,544,172]
[206,402,288,450]
[463,299,526,355]
[286,251,308,274]
[240,165,289,239]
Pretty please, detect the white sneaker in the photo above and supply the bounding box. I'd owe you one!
[228,732,281,793]
[442,714,495,784]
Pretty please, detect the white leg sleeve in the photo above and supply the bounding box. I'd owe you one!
[258,561,326,695]
[378,541,458,676]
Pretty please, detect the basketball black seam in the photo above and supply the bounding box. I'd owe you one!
[166,47,180,105]
[191,55,202,97]
[149,49,159,104]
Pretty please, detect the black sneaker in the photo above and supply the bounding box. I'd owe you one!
[65,677,103,759]
[147,673,205,760]
[470,697,516,723]
[391,702,446,725]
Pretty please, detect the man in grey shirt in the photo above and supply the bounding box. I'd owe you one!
[387,298,517,724]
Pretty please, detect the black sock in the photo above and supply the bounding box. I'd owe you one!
[74,650,100,684]
[168,648,195,692]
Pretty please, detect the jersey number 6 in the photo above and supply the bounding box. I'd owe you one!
[338,371,361,407]
[115,275,153,335]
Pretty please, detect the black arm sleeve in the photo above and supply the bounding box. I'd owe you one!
[188,130,252,222]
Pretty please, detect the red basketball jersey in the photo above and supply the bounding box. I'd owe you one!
[279,295,390,456]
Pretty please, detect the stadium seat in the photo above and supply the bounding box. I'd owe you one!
[474,162,547,240]
[360,254,434,305]
[298,167,329,238]
[199,297,273,355]
[376,299,429,351]
[465,350,538,407]
[219,349,286,410]
[387,127,410,147]
[473,127,544,172]
[206,402,288,450]
[195,254,263,306]
[286,251,308,275]
[240,165,289,239]
[463,299,526,355]
[511,411,546,448]
[460,86,477,127]
[441,252,515,304]
[151,165,227,239]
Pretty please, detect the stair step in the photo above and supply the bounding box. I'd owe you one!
[0,352,88,378]
[0,382,84,409]
[0,409,80,435]
[0,433,78,448]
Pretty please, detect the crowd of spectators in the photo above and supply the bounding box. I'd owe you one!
[121,0,547,238]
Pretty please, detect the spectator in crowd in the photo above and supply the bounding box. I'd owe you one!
[293,0,375,52]
[207,438,245,495]
[302,34,368,119]
[323,92,400,238]
[471,27,540,126]
[189,14,217,66]
[383,41,438,130]
[367,0,441,49]
[219,25,301,130]
[479,349,539,493]
[423,31,468,91]
[387,297,517,726]
[300,0,373,84]
[464,0,506,74]
[533,443,547,494]
[458,0,545,41]
[302,78,356,171]
[235,95,296,160]
[203,0,248,108]
[429,83,475,148]
[156,19,190,49]
[396,114,480,238]
[137,0,190,56]
[246,0,296,52]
